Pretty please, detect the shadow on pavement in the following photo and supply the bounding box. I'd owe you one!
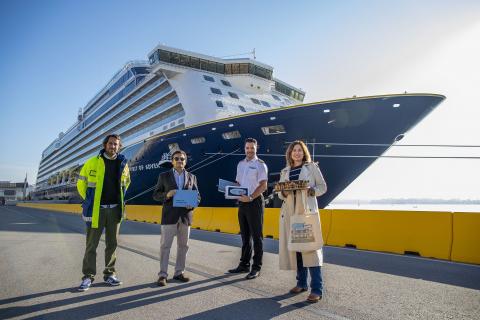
[0,274,246,319]
[178,294,309,320]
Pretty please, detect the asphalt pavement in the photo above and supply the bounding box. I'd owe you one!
[0,206,479,320]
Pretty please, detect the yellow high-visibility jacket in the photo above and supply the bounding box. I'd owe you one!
[77,151,130,228]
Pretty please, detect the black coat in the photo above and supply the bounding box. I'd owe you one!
[152,169,200,225]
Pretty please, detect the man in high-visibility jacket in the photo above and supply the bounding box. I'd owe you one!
[77,134,130,291]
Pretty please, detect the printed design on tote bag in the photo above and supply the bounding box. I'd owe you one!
[291,222,315,243]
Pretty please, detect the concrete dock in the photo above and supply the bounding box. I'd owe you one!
[0,206,479,320]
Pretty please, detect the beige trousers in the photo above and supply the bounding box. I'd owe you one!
[159,219,190,277]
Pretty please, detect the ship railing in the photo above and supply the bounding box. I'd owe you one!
[84,60,149,114]
[37,77,169,178]
[37,91,178,181]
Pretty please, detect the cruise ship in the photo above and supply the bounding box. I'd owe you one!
[33,45,445,208]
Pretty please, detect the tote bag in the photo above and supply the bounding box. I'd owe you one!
[288,190,323,252]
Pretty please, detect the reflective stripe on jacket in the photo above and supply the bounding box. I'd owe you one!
[77,151,130,228]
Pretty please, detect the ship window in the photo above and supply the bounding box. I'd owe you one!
[191,137,206,144]
[163,125,168,130]
[238,105,246,112]
[216,63,225,74]
[222,130,241,140]
[228,63,239,74]
[203,75,215,82]
[216,100,224,108]
[170,122,175,127]
[251,98,260,105]
[261,125,286,135]
[178,118,184,123]
[4,190,15,196]
[199,59,209,71]
[260,100,271,107]
[233,64,241,74]
[239,64,249,74]
[254,65,272,80]
[208,61,217,72]
[170,53,180,65]
[136,76,145,85]
[211,87,222,95]
[272,94,281,101]
[228,92,239,99]
[132,67,149,75]
[159,50,170,62]
[221,80,232,87]
[149,54,156,64]
[191,57,200,69]
[170,52,183,65]
[179,54,190,67]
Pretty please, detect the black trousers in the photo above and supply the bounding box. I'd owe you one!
[238,196,264,270]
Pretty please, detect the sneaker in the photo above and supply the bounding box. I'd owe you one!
[78,278,92,291]
[104,275,122,286]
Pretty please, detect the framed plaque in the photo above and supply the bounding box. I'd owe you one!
[225,186,249,199]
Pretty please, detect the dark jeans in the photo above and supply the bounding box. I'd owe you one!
[82,206,121,280]
[296,252,323,295]
[238,196,264,271]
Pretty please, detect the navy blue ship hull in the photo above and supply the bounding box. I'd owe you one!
[35,94,445,207]
[119,93,445,208]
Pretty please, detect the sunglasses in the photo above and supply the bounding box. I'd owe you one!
[173,157,186,161]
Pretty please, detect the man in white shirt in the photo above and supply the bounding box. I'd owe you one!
[228,138,268,279]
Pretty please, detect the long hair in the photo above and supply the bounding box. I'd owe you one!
[285,140,311,167]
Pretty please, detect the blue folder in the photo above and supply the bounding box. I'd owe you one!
[173,190,199,208]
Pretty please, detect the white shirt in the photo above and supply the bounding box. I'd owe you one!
[236,156,268,195]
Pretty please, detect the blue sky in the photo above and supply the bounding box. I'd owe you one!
[1,0,479,200]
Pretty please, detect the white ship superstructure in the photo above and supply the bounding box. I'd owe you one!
[35,45,305,198]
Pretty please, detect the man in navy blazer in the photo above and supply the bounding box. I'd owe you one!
[153,149,200,286]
